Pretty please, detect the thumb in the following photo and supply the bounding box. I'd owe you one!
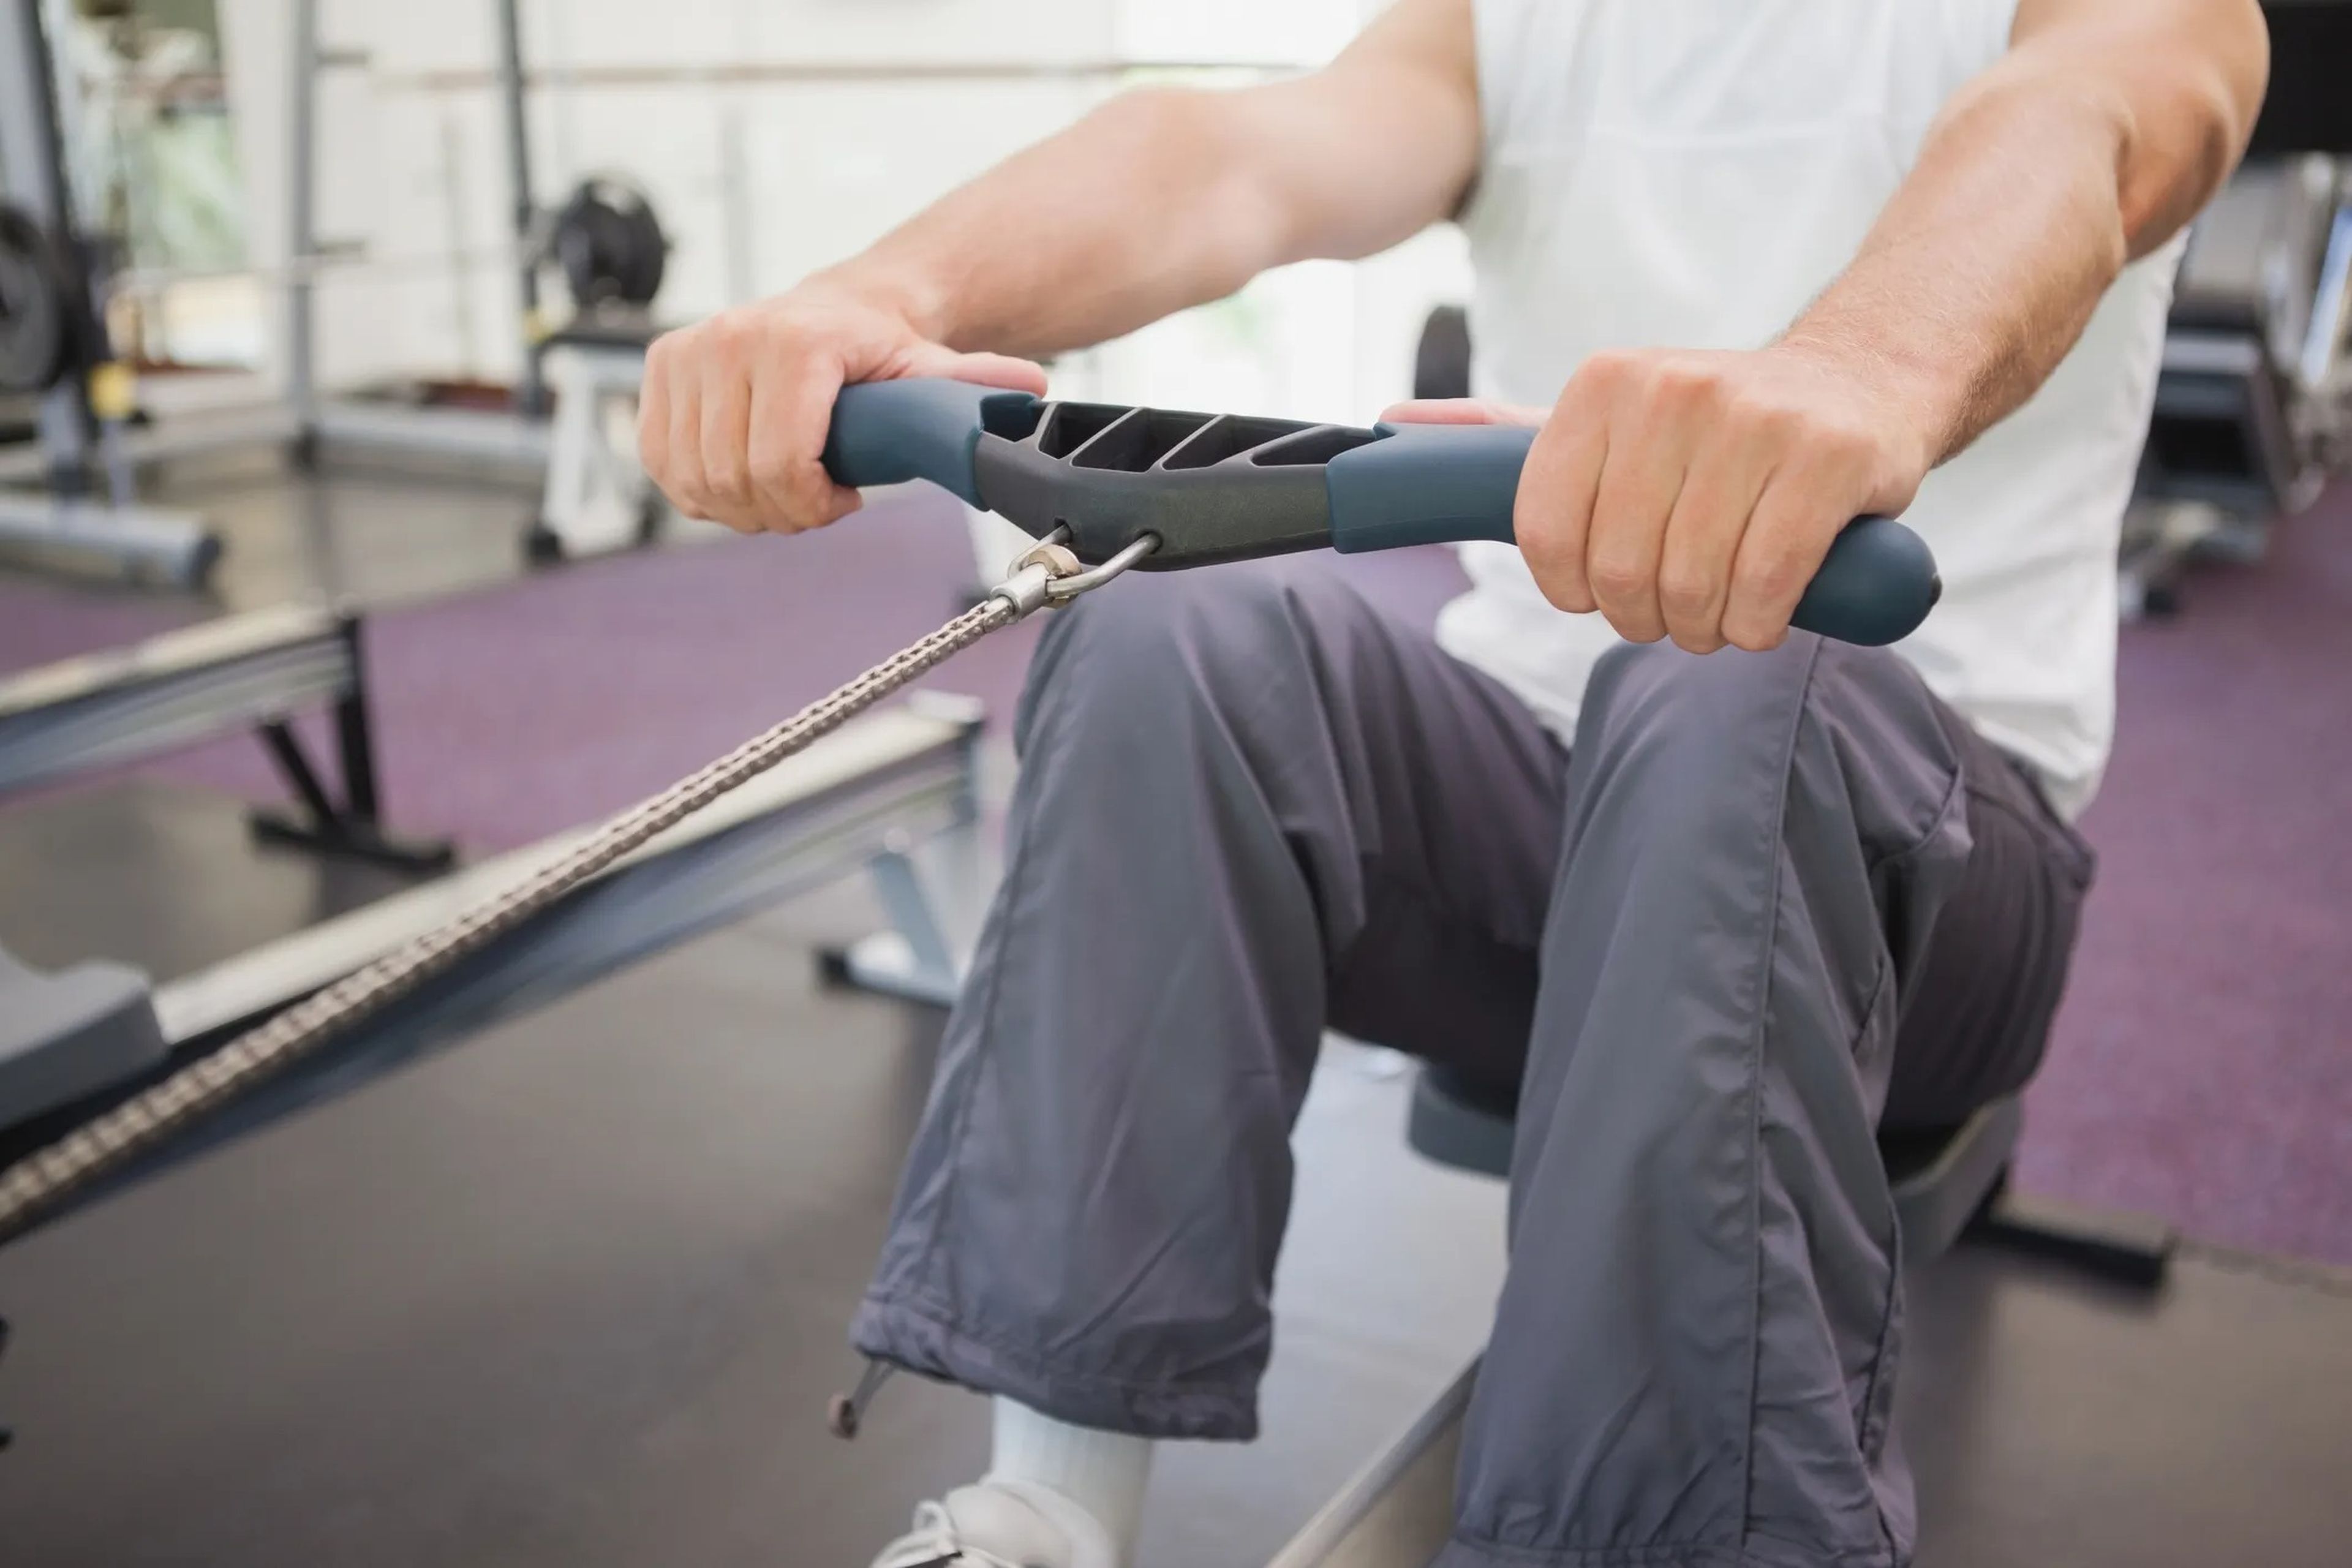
[900,343,1052,396]
[1379,396,1546,428]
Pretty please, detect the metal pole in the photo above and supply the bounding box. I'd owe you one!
[331,612,383,824]
[494,0,545,415]
[285,0,320,451]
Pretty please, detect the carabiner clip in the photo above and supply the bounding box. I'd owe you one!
[986,528,1159,617]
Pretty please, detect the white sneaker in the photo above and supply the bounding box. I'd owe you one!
[869,1477,1119,1568]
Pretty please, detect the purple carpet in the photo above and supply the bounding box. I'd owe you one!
[4,489,2348,1264]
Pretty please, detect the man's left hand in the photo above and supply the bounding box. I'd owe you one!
[1385,344,1937,653]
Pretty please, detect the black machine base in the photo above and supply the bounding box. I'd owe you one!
[1964,1178,2179,1292]
[247,805,456,873]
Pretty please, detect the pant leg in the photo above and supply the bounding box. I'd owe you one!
[851,557,1567,1441]
[1882,739,2097,1128]
[1445,633,2052,1568]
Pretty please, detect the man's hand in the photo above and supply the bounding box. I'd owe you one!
[1385,345,1935,653]
[636,0,1477,538]
[638,288,1046,535]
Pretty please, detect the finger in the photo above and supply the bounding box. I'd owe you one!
[1377,398,1546,427]
[1654,420,1780,654]
[748,360,861,532]
[757,352,865,532]
[699,363,758,528]
[1583,384,1703,645]
[665,354,721,524]
[1720,450,1864,652]
[900,342,1052,395]
[1513,388,1607,614]
[637,334,673,479]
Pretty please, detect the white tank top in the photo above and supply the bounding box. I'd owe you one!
[1436,0,2182,818]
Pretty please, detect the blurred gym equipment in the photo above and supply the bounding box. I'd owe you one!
[0,0,220,587]
[0,601,453,870]
[0,0,677,551]
[2120,0,2352,615]
[0,694,984,1234]
[0,690,988,1447]
[524,175,674,563]
[285,0,667,475]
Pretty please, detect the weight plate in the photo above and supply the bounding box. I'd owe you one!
[0,205,69,396]
[552,176,668,312]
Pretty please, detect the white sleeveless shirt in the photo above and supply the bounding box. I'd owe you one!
[1436,0,2181,818]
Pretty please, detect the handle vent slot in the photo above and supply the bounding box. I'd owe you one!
[1158,413,1319,470]
[1070,408,1218,472]
[1249,426,1381,466]
[1038,402,1133,458]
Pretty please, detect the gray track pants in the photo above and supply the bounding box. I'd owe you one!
[853,557,2094,1567]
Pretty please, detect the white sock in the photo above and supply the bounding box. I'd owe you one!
[984,1396,1155,1560]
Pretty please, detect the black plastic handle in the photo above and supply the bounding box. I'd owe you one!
[820,379,1038,507]
[1324,421,1940,647]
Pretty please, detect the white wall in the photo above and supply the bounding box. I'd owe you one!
[216,0,1469,420]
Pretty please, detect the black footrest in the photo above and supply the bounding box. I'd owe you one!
[0,948,167,1131]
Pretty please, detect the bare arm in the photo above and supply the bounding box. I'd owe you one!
[845,0,1480,358]
[1782,0,2271,469]
[641,0,1479,533]
[1404,0,2269,654]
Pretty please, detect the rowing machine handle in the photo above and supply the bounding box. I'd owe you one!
[820,378,1036,508]
[1325,422,1939,647]
[821,380,1941,648]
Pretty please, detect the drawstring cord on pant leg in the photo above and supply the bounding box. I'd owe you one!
[829,1357,900,1439]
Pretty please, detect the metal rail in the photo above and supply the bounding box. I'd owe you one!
[0,603,349,796]
[0,698,986,1239]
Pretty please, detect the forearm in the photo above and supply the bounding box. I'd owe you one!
[810,0,1477,360]
[1782,0,2266,464]
[813,88,1303,360]
[1779,85,2133,465]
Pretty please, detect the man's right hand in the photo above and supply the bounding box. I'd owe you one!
[636,285,1047,537]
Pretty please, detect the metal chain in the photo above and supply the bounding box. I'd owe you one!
[0,590,1031,1245]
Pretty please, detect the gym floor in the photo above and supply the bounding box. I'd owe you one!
[1,458,2349,1566]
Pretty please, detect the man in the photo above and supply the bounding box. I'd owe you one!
[639,2,2267,1564]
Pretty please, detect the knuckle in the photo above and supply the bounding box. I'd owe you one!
[709,317,753,357]
[748,448,798,497]
[1577,349,1638,394]
[1722,390,1780,434]
[1586,553,1649,603]
[1747,400,1804,445]
[1736,543,1811,606]
[1648,360,1721,411]
[1656,563,1719,619]
[707,459,750,500]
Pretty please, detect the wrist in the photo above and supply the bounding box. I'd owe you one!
[799,261,955,344]
[1771,326,1965,472]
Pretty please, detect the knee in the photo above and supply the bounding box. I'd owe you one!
[1581,636,1819,767]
